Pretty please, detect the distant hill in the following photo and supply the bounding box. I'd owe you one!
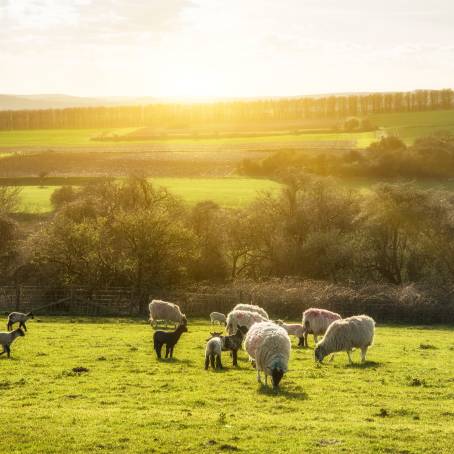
[0,94,161,110]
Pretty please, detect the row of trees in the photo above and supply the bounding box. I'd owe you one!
[2,176,454,297]
[1,89,453,131]
[240,135,454,179]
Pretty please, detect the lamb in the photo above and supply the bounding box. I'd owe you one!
[7,311,34,331]
[226,310,268,335]
[207,325,248,367]
[209,312,226,326]
[314,315,375,364]
[153,321,188,359]
[301,308,341,347]
[244,321,291,389]
[0,328,25,358]
[276,320,305,346]
[149,299,186,328]
[205,337,223,370]
[233,303,269,319]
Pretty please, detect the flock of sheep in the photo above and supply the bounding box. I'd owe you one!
[0,303,375,390]
[149,299,376,389]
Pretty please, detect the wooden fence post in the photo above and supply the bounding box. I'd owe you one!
[15,285,21,311]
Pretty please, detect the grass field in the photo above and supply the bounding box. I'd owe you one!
[11,178,281,212]
[370,110,454,143]
[0,317,452,453]
[1,110,454,151]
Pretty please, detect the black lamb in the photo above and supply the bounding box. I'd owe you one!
[153,322,188,359]
[208,325,248,366]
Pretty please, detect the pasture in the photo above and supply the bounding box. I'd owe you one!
[8,178,281,212]
[0,317,452,453]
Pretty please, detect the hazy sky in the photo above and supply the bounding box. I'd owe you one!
[1,0,454,98]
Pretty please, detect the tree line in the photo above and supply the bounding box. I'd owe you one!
[2,175,454,302]
[0,89,453,131]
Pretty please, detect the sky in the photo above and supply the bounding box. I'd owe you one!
[1,0,454,98]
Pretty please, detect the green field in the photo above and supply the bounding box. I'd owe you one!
[370,110,454,143]
[0,318,452,453]
[11,178,281,212]
[1,110,454,150]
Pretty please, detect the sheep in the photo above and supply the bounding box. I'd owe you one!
[153,321,188,359]
[314,315,375,364]
[209,312,226,326]
[244,321,291,389]
[207,325,248,367]
[0,328,25,358]
[301,308,341,347]
[226,310,268,335]
[149,299,186,328]
[233,303,269,320]
[205,337,223,370]
[276,320,305,346]
[7,311,34,331]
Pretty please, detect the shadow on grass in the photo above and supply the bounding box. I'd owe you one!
[345,361,382,369]
[156,357,194,365]
[258,384,308,400]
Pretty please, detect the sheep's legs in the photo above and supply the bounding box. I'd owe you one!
[265,375,268,386]
[6,322,12,331]
[210,354,215,369]
[215,355,222,370]
[360,347,368,363]
[303,332,308,348]
[5,345,10,358]
[232,350,238,367]
[204,355,210,370]
[256,369,262,383]
[347,350,353,364]
[154,343,162,359]
[20,322,27,332]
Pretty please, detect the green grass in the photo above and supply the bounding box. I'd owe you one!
[370,110,454,143]
[11,178,281,212]
[0,128,376,149]
[0,318,452,453]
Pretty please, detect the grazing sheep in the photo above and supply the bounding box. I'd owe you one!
[149,299,186,328]
[314,315,375,364]
[226,310,268,335]
[0,328,25,358]
[153,321,188,359]
[207,325,248,366]
[301,308,341,347]
[209,312,226,326]
[205,337,223,370]
[233,304,269,319]
[244,321,291,389]
[7,312,34,331]
[276,320,305,346]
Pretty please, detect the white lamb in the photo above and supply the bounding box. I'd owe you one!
[7,311,34,331]
[226,310,268,335]
[204,337,223,370]
[314,315,375,364]
[148,299,186,328]
[276,320,305,346]
[0,328,25,358]
[209,312,226,325]
[233,304,269,320]
[244,321,291,388]
[301,308,342,347]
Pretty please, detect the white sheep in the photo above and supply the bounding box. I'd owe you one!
[244,321,291,388]
[233,303,269,319]
[0,328,25,358]
[301,308,342,347]
[209,312,226,326]
[226,310,268,335]
[7,311,34,331]
[205,337,223,370]
[276,320,305,346]
[148,299,186,328]
[314,315,375,364]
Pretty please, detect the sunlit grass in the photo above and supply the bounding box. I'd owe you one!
[0,317,452,453]
[12,178,281,213]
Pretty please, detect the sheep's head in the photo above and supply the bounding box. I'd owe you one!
[271,367,284,388]
[181,315,187,325]
[206,332,223,341]
[237,325,248,336]
[314,345,326,363]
